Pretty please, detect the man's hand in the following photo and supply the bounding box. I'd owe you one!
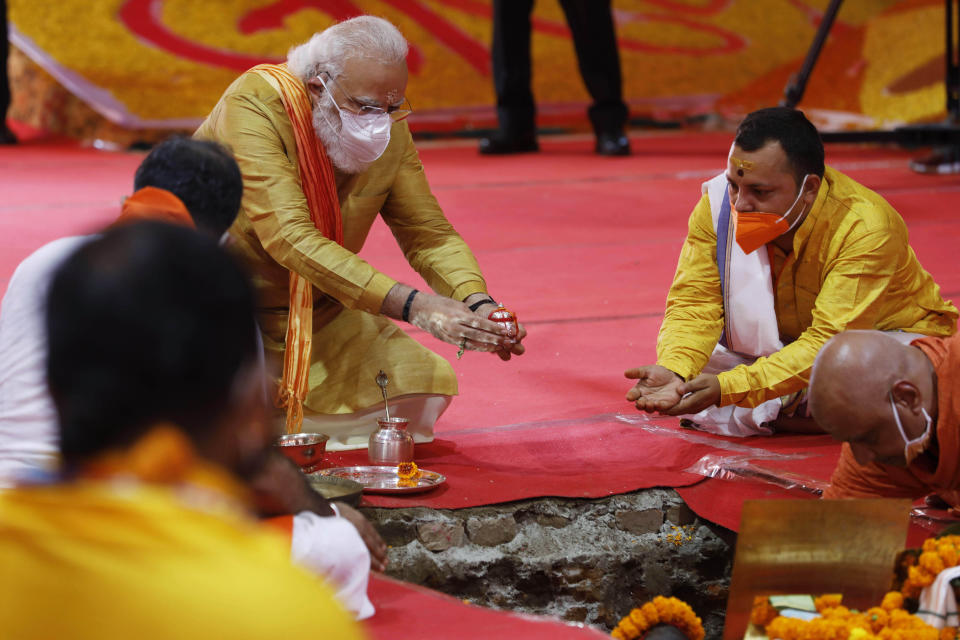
[333,501,388,572]
[408,292,513,352]
[249,451,335,517]
[625,365,684,413]
[494,323,526,361]
[663,373,721,416]
[463,294,526,361]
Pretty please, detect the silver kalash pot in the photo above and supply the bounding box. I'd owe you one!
[368,417,414,465]
[368,370,415,465]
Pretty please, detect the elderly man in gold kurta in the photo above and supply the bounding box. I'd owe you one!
[625,107,956,436]
[196,16,524,449]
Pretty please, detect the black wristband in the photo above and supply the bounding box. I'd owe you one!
[402,289,418,322]
[468,297,496,312]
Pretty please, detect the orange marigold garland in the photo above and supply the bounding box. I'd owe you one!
[750,595,779,628]
[882,592,905,611]
[814,594,844,613]
[902,536,960,599]
[611,596,704,640]
[755,592,944,640]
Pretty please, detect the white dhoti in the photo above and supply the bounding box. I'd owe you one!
[680,345,782,437]
[681,175,785,437]
[299,393,452,451]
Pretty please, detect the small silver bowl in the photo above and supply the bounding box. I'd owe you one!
[276,432,329,473]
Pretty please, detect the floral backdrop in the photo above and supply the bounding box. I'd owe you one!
[6,0,950,142]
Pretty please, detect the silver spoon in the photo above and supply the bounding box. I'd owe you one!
[375,370,391,421]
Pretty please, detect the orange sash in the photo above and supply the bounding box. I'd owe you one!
[250,64,343,434]
[113,186,195,229]
[263,515,296,540]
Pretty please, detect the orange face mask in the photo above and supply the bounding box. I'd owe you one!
[733,175,811,254]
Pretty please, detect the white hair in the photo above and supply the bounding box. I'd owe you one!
[287,15,408,82]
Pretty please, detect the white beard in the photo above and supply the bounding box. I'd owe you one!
[312,95,373,175]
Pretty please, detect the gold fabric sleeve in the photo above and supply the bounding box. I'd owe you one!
[380,124,487,301]
[198,77,397,314]
[655,193,725,381]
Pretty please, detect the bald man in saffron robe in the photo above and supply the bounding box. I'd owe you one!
[810,330,960,507]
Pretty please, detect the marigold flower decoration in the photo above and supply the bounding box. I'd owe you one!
[754,592,949,640]
[611,596,704,640]
[396,461,421,487]
[814,594,843,612]
[901,536,960,600]
[750,595,779,628]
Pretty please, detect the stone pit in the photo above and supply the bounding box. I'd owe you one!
[360,488,734,639]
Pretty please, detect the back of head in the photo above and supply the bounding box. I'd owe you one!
[809,330,908,436]
[287,15,408,82]
[734,107,824,184]
[134,137,243,237]
[46,222,258,466]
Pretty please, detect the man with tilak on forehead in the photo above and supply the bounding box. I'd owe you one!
[625,107,956,436]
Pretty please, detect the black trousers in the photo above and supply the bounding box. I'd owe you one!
[1,0,10,121]
[490,0,628,136]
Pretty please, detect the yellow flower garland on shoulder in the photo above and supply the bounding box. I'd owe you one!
[902,535,960,600]
[611,596,705,640]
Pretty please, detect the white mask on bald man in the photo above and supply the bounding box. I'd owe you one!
[889,391,933,466]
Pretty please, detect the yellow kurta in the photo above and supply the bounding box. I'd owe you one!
[195,71,488,414]
[0,481,364,639]
[657,166,957,408]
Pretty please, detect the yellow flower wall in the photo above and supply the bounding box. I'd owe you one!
[6,0,950,137]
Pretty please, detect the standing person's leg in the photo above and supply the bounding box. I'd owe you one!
[479,0,539,154]
[0,0,15,144]
[558,0,629,156]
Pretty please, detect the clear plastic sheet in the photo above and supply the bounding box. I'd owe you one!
[615,413,812,461]
[617,413,827,494]
[618,413,960,530]
[684,453,828,496]
[909,507,960,532]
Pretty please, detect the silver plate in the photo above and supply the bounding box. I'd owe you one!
[318,465,446,494]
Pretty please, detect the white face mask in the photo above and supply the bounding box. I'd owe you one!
[889,391,933,466]
[316,75,391,164]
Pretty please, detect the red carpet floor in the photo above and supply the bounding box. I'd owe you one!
[366,574,608,639]
[4,132,960,533]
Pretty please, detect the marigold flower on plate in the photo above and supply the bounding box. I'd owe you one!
[396,461,420,479]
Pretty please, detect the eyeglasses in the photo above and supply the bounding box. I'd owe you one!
[316,73,413,123]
